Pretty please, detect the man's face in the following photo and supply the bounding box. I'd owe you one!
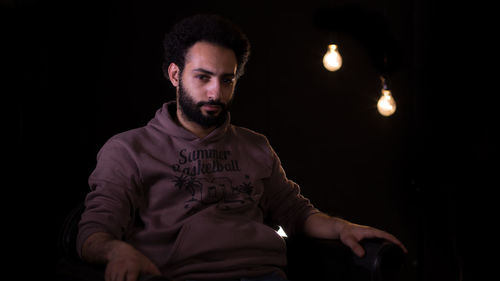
[176,41,237,128]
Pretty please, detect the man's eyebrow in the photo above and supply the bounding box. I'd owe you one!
[192,68,235,77]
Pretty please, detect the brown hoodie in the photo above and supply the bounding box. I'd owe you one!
[77,101,319,280]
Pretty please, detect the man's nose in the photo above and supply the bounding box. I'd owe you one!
[207,80,222,101]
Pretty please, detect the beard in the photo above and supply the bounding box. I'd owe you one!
[178,79,231,129]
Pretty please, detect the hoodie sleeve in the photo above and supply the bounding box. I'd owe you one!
[76,138,144,257]
[259,141,320,237]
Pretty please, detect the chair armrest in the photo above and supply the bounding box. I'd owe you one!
[285,236,405,281]
[353,238,406,281]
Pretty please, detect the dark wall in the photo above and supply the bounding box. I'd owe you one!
[6,0,495,280]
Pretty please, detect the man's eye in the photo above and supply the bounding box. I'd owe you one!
[196,75,209,81]
[223,78,235,85]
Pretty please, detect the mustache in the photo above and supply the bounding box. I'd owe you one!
[196,100,227,109]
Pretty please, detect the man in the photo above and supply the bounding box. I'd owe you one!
[77,14,407,281]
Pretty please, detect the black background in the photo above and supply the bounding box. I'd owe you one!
[3,0,497,280]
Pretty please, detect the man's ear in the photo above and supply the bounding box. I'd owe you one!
[167,62,180,87]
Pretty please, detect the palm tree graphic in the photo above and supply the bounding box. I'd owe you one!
[172,175,202,202]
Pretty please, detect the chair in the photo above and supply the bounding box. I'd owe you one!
[56,201,406,281]
[285,236,406,281]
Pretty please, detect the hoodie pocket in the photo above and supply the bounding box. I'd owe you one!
[166,222,192,263]
[165,210,286,268]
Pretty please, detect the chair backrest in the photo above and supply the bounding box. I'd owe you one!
[57,201,85,260]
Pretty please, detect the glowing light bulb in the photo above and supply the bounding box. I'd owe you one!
[323,44,342,71]
[377,89,397,117]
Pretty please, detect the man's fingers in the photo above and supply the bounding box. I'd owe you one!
[373,229,408,253]
[342,225,409,257]
[126,270,139,281]
[114,269,125,281]
[104,265,114,281]
[143,262,162,276]
[360,227,408,254]
[342,236,365,257]
[149,265,162,276]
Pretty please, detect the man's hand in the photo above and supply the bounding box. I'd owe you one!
[337,220,408,257]
[105,241,162,281]
[304,213,408,257]
[81,232,162,281]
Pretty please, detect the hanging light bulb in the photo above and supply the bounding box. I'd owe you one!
[377,89,397,116]
[377,76,396,117]
[323,44,342,71]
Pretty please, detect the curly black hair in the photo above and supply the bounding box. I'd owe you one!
[162,14,251,80]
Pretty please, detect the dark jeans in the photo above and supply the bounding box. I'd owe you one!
[144,271,288,281]
[56,258,288,281]
[185,272,288,281]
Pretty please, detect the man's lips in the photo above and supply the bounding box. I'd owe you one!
[202,104,221,111]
